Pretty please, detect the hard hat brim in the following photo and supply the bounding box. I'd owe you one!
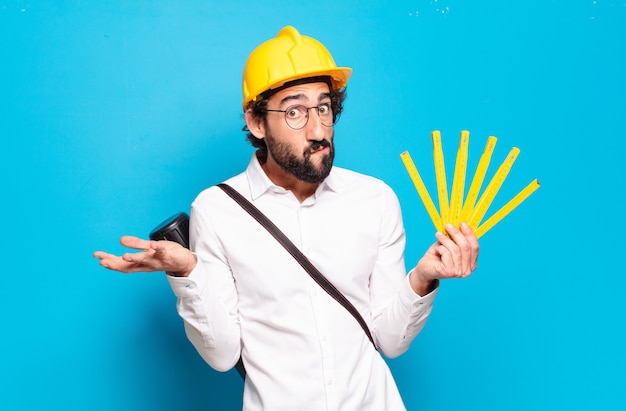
[244,67,352,109]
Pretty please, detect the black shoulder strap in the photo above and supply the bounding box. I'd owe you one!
[217,183,375,349]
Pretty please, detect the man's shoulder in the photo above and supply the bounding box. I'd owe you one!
[330,166,392,192]
[192,172,248,207]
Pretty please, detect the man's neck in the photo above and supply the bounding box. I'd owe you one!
[259,154,319,203]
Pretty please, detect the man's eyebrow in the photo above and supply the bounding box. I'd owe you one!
[278,93,306,106]
[278,92,332,106]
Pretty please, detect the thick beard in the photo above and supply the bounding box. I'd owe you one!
[265,131,335,184]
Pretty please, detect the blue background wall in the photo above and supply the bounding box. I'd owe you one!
[2,1,625,410]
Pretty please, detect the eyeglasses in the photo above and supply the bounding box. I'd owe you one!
[266,103,335,130]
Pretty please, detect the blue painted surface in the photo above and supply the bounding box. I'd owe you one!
[1,1,625,409]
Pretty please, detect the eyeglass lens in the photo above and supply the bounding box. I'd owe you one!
[285,104,334,129]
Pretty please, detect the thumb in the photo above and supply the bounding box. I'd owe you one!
[120,235,153,251]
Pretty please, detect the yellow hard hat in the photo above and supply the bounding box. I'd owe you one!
[242,26,352,109]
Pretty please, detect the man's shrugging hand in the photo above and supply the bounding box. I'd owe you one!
[94,236,197,277]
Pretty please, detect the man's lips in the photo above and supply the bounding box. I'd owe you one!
[312,146,330,154]
[309,139,331,153]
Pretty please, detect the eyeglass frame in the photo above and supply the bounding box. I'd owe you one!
[265,103,337,130]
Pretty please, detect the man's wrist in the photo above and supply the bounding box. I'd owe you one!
[409,270,436,297]
[167,253,197,277]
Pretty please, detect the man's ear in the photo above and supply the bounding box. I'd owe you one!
[244,109,265,140]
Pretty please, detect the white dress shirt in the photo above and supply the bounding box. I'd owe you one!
[167,154,438,410]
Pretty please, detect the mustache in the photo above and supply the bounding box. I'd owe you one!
[308,139,331,152]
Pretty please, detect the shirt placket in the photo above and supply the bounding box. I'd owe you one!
[297,204,337,409]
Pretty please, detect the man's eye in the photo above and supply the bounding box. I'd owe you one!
[286,106,304,118]
[318,104,331,115]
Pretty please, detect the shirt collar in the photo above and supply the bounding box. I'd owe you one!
[245,152,340,201]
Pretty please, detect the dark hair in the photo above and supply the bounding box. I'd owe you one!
[242,85,347,156]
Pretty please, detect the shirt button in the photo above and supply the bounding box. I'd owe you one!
[327,379,334,386]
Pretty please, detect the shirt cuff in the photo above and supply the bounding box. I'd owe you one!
[401,269,439,308]
[166,255,209,298]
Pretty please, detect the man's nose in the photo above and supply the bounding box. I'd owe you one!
[305,108,326,139]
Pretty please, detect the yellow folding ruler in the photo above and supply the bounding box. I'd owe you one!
[400,130,540,238]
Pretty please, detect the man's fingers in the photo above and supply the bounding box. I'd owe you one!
[435,224,476,278]
[95,237,192,274]
[434,243,453,277]
[460,222,479,271]
[93,242,156,273]
[436,228,463,276]
[93,250,111,259]
[119,235,154,251]
[94,252,135,272]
